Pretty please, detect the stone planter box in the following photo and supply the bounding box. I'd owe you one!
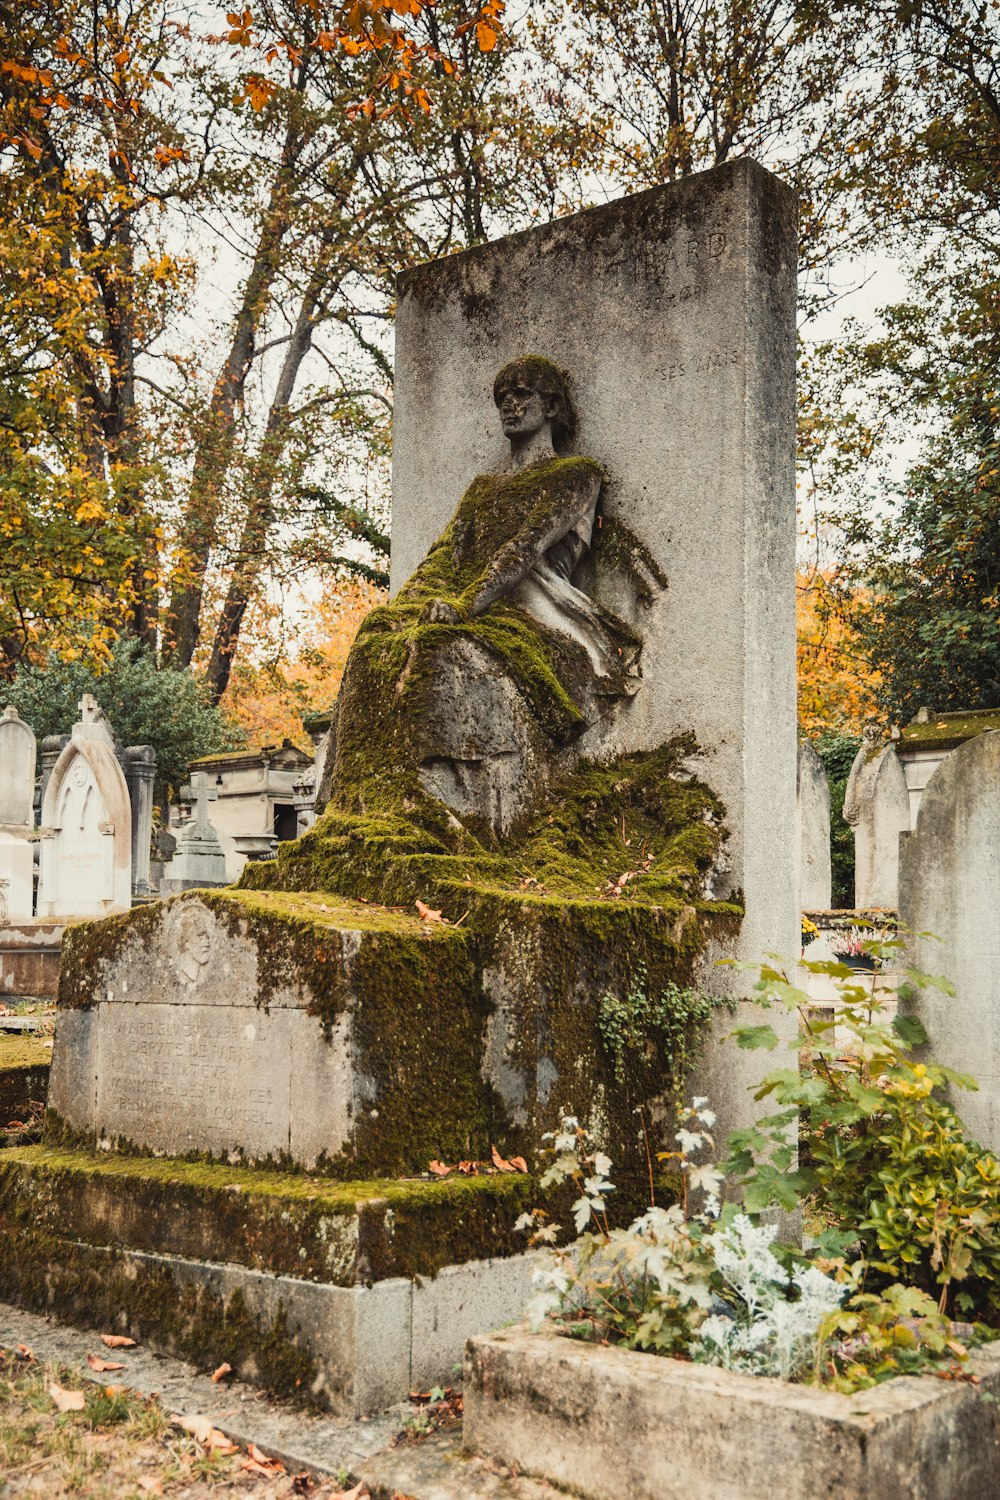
[464,1325,1000,1500]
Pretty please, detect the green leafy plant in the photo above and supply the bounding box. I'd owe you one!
[597,966,725,1089]
[726,942,1000,1323]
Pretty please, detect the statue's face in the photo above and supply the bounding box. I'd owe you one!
[497,377,553,440]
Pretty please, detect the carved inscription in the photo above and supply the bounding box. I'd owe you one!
[96,1002,290,1157]
[665,347,742,381]
[600,229,728,306]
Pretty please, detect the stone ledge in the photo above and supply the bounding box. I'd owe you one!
[1,1230,533,1414]
[0,1145,533,1285]
[464,1324,1000,1500]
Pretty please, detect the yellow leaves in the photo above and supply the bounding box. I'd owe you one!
[75,499,107,523]
[475,20,499,51]
[148,253,176,282]
[238,73,279,111]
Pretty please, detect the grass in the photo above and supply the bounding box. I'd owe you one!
[0,1348,351,1497]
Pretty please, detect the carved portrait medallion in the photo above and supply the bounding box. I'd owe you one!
[166,902,215,990]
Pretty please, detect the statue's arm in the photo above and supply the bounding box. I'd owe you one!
[464,468,600,618]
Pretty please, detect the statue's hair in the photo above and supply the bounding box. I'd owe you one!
[493,356,576,448]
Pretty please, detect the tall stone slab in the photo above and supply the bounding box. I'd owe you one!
[0,705,35,829]
[37,695,132,918]
[124,745,157,898]
[391,159,799,1136]
[898,730,1000,1151]
[843,742,910,909]
[797,740,832,911]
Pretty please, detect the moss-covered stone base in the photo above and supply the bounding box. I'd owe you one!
[0,1145,533,1285]
[0,1144,536,1411]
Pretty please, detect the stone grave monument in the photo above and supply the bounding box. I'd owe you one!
[37,695,132,919]
[160,772,228,893]
[844,734,911,908]
[796,739,832,911]
[0,705,36,925]
[7,158,798,1410]
[899,730,1000,1152]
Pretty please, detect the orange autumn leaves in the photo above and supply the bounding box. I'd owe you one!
[797,569,878,737]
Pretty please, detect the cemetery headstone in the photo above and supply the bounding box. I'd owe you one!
[37,694,132,918]
[387,156,799,1134]
[160,771,228,892]
[898,730,1000,1151]
[843,738,910,908]
[0,705,35,829]
[0,831,33,922]
[796,740,832,910]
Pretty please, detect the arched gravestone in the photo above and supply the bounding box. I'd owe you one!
[0,705,35,829]
[796,740,832,910]
[843,740,910,908]
[899,730,1000,1152]
[37,695,132,919]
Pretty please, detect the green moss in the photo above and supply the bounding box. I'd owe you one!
[0,1036,51,1070]
[0,1144,533,1285]
[900,708,1000,753]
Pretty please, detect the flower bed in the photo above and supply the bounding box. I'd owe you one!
[465,1322,1000,1500]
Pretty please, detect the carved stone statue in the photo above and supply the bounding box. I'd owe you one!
[331,356,645,836]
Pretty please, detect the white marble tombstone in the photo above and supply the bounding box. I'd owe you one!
[0,705,35,830]
[843,740,911,908]
[898,730,1000,1151]
[796,740,832,910]
[37,694,132,918]
[0,831,33,922]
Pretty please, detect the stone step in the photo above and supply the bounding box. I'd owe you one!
[0,1144,533,1415]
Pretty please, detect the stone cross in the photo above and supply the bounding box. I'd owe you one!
[79,693,100,723]
[181,772,218,842]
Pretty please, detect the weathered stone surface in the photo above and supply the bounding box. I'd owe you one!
[0,705,35,830]
[465,1325,1000,1500]
[0,921,65,1000]
[0,1143,535,1414]
[123,745,156,899]
[390,157,799,1151]
[899,729,1000,1151]
[796,740,832,910]
[162,770,228,892]
[37,695,132,919]
[0,832,33,924]
[844,740,910,908]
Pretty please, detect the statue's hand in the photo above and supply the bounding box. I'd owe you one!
[421,598,462,625]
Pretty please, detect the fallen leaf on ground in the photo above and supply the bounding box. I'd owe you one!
[15,1343,32,1360]
[100,1333,136,1348]
[103,1384,129,1397]
[240,1442,285,1475]
[137,1478,164,1496]
[415,899,445,923]
[50,1382,85,1412]
[211,1361,233,1383]
[86,1353,125,1372]
[290,1474,317,1495]
[170,1411,238,1453]
[428,1160,451,1176]
[330,1484,368,1500]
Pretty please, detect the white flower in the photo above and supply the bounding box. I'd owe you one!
[675,1128,704,1156]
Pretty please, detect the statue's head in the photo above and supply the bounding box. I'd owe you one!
[493,356,576,449]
